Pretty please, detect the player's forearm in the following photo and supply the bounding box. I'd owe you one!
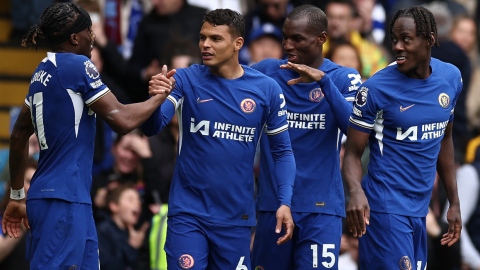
[437,135,460,206]
[269,131,296,207]
[9,107,34,190]
[141,98,175,136]
[343,151,364,194]
[317,74,352,134]
[108,95,165,135]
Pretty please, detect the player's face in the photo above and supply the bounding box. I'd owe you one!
[391,17,433,78]
[77,27,95,59]
[282,18,325,67]
[199,22,242,69]
[116,189,141,226]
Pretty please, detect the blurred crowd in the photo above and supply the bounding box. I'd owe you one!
[1,0,480,269]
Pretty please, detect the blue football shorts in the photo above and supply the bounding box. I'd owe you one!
[26,199,99,270]
[359,211,427,270]
[251,211,342,270]
[165,213,251,270]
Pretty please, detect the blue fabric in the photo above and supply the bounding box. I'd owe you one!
[359,211,427,270]
[252,58,360,216]
[26,52,109,204]
[26,199,98,270]
[141,64,294,226]
[252,211,342,270]
[349,58,463,217]
[165,214,251,270]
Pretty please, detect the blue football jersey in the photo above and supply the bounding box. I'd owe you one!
[253,58,361,216]
[25,52,109,204]
[349,58,462,217]
[142,64,293,226]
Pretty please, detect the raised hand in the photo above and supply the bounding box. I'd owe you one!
[128,222,150,249]
[280,62,325,85]
[149,65,176,97]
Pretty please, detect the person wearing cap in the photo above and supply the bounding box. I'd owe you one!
[240,23,284,65]
[1,2,172,269]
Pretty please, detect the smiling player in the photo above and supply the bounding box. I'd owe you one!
[144,9,296,270]
[344,6,462,269]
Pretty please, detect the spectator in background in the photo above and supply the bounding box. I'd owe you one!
[426,1,472,164]
[9,0,54,44]
[450,16,480,134]
[324,0,390,79]
[92,129,152,225]
[127,0,207,102]
[97,183,150,270]
[326,39,363,75]
[0,158,37,270]
[244,0,293,45]
[239,23,284,65]
[352,0,386,44]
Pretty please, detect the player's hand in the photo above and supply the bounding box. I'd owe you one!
[2,199,29,239]
[441,203,461,246]
[128,222,150,249]
[275,205,294,245]
[280,62,325,85]
[149,65,176,97]
[346,190,370,237]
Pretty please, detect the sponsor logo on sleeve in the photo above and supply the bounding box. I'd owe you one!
[84,60,100,79]
[355,87,369,107]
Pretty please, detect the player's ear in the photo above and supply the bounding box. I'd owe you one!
[317,31,327,46]
[70,33,79,45]
[428,32,435,47]
[234,37,244,51]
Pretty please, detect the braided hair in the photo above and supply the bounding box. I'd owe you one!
[22,2,83,48]
[389,6,439,47]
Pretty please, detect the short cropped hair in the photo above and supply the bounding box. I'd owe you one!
[286,5,328,34]
[203,9,245,39]
[389,6,439,47]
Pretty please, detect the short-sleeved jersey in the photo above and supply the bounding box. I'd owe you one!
[25,52,109,204]
[349,58,463,217]
[152,64,289,226]
[253,58,361,216]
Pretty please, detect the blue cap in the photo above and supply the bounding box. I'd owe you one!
[248,23,283,45]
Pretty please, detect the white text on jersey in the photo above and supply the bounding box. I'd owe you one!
[31,70,52,87]
[190,118,256,142]
[287,112,326,130]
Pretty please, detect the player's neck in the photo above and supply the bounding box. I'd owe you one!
[209,62,244,79]
[309,57,325,70]
[405,58,432,80]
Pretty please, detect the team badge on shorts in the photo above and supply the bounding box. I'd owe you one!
[179,254,194,269]
[438,93,450,108]
[255,266,265,270]
[84,60,100,79]
[68,266,78,270]
[241,98,256,114]
[355,86,369,107]
[398,256,412,270]
[309,88,324,102]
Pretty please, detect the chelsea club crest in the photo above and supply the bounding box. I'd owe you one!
[438,93,450,108]
[309,88,324,102]
[398,256,412,270]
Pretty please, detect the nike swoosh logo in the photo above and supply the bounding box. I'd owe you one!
[400,104,415,112]
[197,97,213,103]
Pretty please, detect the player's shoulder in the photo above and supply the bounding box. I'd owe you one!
[431,57,462,88]
[322,59,361,79]
[175,64,209,82]
[251,58,284,74]
[243,65,282,90]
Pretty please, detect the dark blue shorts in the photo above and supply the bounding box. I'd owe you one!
[251,211,342,270]
[165,214,251,270]
[359,211,427,270]
[26,199,99,270]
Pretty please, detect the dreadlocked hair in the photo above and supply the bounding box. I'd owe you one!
[389,6,439,48]
[22,2,82,48]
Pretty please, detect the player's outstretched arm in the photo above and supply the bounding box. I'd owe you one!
[90,68,173,135]
[280,62,358,133]
[343,127,370,237]
[437,122,462,246]
[2,105,32,238]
